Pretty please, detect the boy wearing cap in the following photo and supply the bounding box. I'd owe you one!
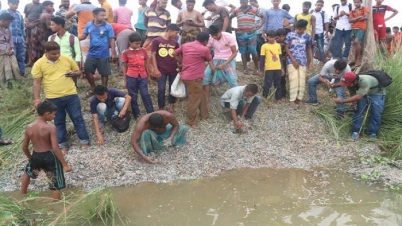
[333,72,386,141]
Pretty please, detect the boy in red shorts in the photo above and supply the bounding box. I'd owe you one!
[21,101,72,200]
[372,0,398,44]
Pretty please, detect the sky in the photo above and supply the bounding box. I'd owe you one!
[2,0,402,29]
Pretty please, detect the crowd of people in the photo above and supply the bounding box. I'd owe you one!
[0,0,396,199]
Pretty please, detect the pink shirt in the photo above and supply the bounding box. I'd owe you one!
[113,6,133,25]
[207,32,236,60]
[174,41,212,80]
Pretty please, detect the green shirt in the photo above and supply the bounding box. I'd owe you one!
[348,75,386,96]
[48,32,82,62]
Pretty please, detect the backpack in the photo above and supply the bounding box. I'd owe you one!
[364,70,393,88]
[310,10,326,30]
[336,3,352,15]
[50,34,76,59]
[111,114,131,133]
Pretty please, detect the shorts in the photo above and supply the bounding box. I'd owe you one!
[84,56,112,76]
[25,150,66,190]
[374,24,386,41]
[351,29,365,42]
[235,31,258,55]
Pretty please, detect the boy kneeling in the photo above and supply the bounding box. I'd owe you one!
[21,101,72,200]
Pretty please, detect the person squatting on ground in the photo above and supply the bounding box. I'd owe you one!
[230,0,265,75]
[174,32,214,129]
[21,101,72,200]
[220,84,261,130]
[333,72,386,141]
[306,59,350,116]
[259,30,284,102]
[348,0,368,67]
[32,41,90,153]
[90,85,131,146]
[121,32,154,119]
[130,111,188,164]
[285,19,313,110]
[151,24,180,113]
[203,25,238,103]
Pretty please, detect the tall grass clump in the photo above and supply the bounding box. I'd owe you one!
[0,79,36,168]
[0,188,127,226]
[314,50,402,159]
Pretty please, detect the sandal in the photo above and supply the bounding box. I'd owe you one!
[0,139,14,145]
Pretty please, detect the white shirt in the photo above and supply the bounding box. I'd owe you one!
[312,10,329,34]
[220,86,255,109]
[334,4,352,31]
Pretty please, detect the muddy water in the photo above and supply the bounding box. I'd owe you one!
[112,168,402,225]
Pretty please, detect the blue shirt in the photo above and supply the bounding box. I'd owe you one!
[0,9,25,43]
[285,31,312,66]
[263,8,293,31]
[90,88,126,114]
[84,21,115,58]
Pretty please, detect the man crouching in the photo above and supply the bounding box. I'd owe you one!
[131,111,188,163]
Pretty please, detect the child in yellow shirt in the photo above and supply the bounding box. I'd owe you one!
[259,30,284,102]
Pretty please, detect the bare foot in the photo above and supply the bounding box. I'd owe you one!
[61,148,69,155]
[297,100,305,109]
[290,101,298,110]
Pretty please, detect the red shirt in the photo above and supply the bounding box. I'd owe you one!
[121,48,148,78]
[111,23,133,36]
[372,5,394,26]
[174,40,212,80]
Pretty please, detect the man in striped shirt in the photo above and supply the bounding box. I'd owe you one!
[230,0,264,75]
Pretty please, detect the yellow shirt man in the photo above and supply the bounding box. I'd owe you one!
[260,43,282,71]
[32,55,79,99]
[296,13,313,35]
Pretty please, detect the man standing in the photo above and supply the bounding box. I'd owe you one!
[202,0,231,33]
[113,0,132,25]
[98,0,114,23]
[65,0,96,37]
[332,0,352,60]
[311,0,329,63]
[39,1,54,41]
[24,0,43,67]
[203,25,238,102]
[55,0,77,36]
[372,0,398,48]
[49,17,81,76]
[130,111,188,164]
[90,85,131,145]
[174,32,214,129]
[79,8,116,95]
[306,59,350,116]
[333,72,386,141]
[231,0,264,75]
[32,41,90,153]
[0,0,26,76]
[249,0,266,56]
[262,0,293,38]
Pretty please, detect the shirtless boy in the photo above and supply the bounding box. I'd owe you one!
[21,101,72,200]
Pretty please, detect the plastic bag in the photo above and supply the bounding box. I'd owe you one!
[170,73,187,98]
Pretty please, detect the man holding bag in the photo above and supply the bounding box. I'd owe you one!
[174,32,215,129]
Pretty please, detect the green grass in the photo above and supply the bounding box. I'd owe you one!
[313,51,402,159]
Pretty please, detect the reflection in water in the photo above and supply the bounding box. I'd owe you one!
[111,168,402,225]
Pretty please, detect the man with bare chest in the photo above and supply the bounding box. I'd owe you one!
[130,110,188,163]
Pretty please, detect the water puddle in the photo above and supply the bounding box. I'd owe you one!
[111,168,402,225]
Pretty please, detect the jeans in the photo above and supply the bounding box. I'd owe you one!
[157,73,177,109]
[14,42,26,75]
[126,76,154,117]
[224,96,261,119]
[47,94,89,148]
[263,70,282,100]
[352,95,385,135]
[315,33,325,62]
[308,74,346,113]
[332,29,352,59]
[96,97,125,123]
